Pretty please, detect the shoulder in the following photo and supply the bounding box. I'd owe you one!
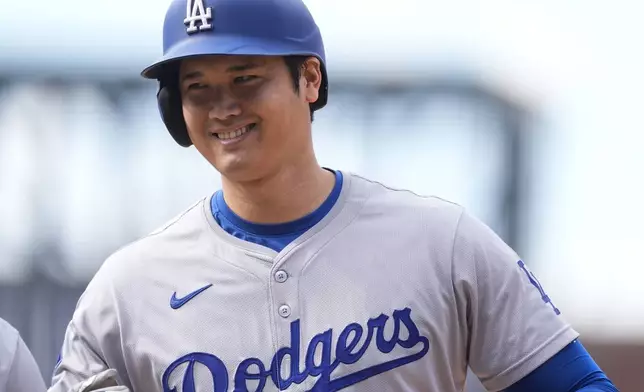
[0,318,46,392]
[344,172,509,261]
[109,196,208,264]
[0,318,20,382]
[346,171,466,229]
[82,196,211,299]
[0,317,19,358]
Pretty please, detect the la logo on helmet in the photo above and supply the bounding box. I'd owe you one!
[184,0,213,34]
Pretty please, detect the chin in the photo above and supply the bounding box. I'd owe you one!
[212,157,269,183]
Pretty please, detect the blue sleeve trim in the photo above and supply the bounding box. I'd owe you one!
[577,379,620,392]
[505,339,619,392]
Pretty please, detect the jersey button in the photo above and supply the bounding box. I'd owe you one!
[274,270,288,283]
[278,305,291,318]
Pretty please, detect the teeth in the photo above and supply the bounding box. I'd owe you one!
[217,126,250,140]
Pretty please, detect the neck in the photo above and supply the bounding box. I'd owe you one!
[220,160,335,224]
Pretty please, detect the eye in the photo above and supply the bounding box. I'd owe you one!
[187,82,208,90]
[234,75,258,84]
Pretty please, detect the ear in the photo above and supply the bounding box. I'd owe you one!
[301,57,323,104]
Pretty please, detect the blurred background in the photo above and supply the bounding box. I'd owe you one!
[0,0,642,390]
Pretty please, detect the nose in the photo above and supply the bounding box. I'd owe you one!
[208,88,242,121]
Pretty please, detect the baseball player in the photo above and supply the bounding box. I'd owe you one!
[0,316,47,392]
[50,0,619,391]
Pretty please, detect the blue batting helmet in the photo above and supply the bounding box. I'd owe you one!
[140,0,328,147]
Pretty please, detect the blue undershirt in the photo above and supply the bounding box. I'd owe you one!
[506,339,617,391]
[210,169,617,391]
[211,169,343,252]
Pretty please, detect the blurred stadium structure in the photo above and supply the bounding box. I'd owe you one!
[1,0,643,391]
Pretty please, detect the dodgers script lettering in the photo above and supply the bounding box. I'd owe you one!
[162,307,430,391]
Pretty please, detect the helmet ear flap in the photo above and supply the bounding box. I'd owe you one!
[157,81,193,147]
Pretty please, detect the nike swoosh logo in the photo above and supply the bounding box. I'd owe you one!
[170,283,213,309]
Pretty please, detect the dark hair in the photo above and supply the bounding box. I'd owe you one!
[283,56,316,122]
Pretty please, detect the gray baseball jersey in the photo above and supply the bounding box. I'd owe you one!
[0,317,47,392]
[50,172,578,392]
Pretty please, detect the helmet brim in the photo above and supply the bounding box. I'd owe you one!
[141,34,325,80]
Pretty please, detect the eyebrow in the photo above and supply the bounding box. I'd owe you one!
[226,62,262,73]
[181,71,204,83]
[181,62,264,83]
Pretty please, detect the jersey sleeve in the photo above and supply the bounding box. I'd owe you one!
[49,263,125,392]
[5,334,48,392]
[451,209,579,391]
[0,319,47,392]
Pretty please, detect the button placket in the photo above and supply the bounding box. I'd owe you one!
[271,263,297,322]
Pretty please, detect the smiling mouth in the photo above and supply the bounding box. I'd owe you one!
[214,123,257,140]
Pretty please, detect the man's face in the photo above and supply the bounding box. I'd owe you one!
[179,55,321,182]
